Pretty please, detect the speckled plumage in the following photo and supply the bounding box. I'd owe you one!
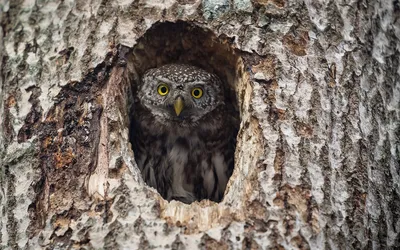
[131,64,237,203]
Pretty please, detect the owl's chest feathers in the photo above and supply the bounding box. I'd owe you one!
[147,123,215,163]
[133,104,234,202]
[154,131,227,202]
[138,117,229,197]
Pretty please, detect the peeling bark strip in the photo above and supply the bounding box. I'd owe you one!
[0,0,399,249]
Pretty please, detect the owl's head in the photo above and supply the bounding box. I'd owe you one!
[138,64,224,125]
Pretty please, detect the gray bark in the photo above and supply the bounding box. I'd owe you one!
[0,0,399,249]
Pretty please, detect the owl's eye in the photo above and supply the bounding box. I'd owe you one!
[157,84,169,96]
[191,87,203,99]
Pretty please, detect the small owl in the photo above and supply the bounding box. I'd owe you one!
[131,64,237,203]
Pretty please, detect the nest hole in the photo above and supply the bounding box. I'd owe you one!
[126,21,246,204]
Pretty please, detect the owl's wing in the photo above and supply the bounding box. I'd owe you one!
[131,103,174,199]
[194,105,239,202]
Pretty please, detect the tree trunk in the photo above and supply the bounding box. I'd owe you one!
[0,0,399,249]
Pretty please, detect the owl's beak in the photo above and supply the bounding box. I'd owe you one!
[174,96,184,116]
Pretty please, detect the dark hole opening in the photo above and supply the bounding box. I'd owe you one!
[127,21,242,204]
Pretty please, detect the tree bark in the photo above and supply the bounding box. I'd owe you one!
[0,0,399,249]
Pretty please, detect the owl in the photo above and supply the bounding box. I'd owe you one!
[131,64,237,203]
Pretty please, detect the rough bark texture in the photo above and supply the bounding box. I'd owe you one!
[0,0,399,249]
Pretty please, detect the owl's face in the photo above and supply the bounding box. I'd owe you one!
[138,64,224,125]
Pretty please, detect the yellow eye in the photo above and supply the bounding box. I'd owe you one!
[157,84,169,96]
[191,87,203,99]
